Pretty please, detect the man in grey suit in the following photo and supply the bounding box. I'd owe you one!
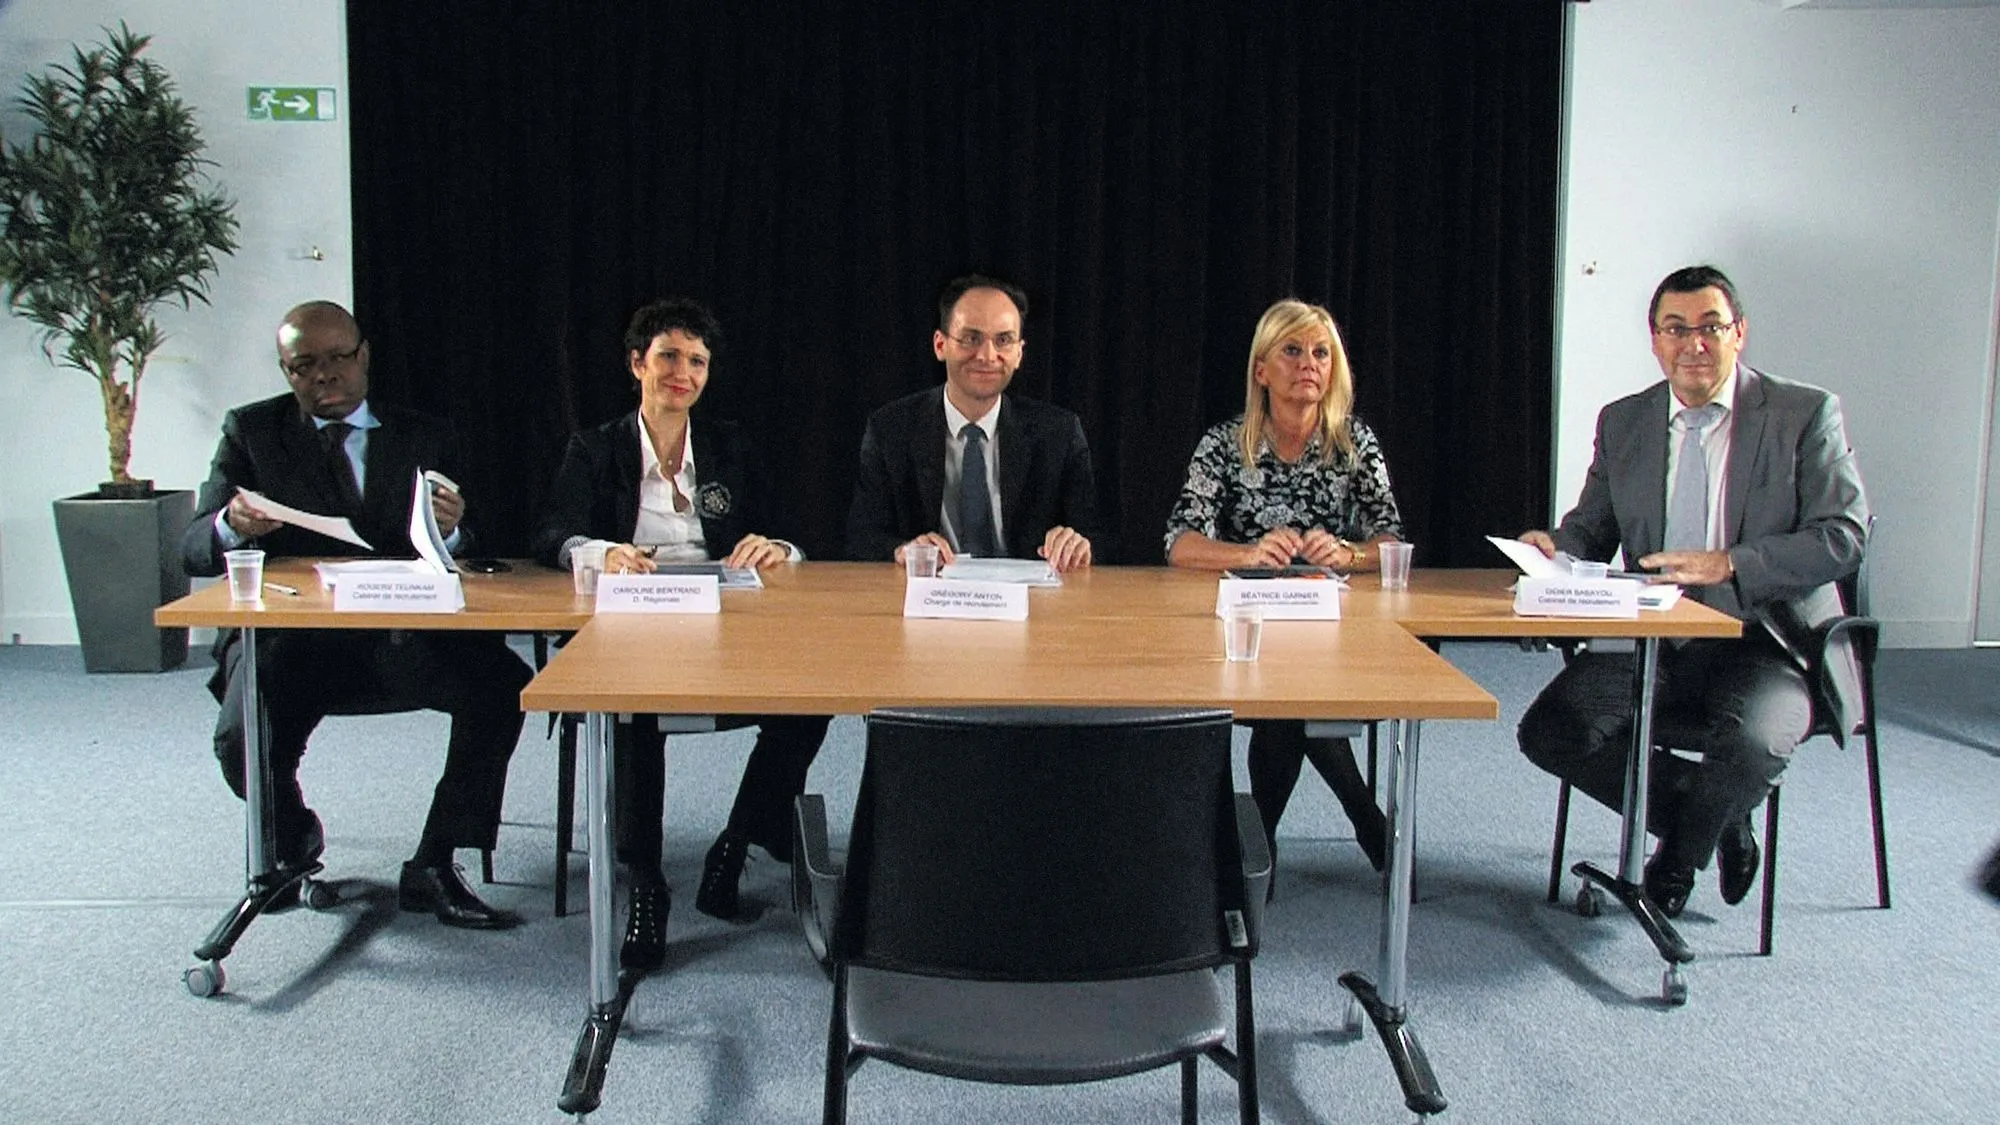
[1517,265,1869,918]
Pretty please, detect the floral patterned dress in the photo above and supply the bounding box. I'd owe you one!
[1163,415,1403,560]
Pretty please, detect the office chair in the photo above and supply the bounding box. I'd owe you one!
[1547,532,1888,956]
[795,707,1268,1125]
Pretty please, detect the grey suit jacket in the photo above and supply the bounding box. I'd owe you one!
[1553,364,1870,740]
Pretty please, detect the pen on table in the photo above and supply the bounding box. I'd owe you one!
[263,581,300,597]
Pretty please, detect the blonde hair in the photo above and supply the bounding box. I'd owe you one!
[1238,299,1355,468]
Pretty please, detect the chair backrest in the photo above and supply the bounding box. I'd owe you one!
[834,707,1244,983]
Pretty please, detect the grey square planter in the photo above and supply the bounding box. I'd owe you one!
[51,489,195,673]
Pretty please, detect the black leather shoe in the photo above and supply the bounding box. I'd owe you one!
[265,811,327,912]
[398,862,522,930]
[621,884,670,971]
[695,831,751,921]
[1717,819,1761,906]
[1643,857,1697,919]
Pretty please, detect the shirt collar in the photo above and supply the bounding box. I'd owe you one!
[637,415,696,484]
[1666,364,1738,423]
[944,393,1001,442]
[310,400,378,431]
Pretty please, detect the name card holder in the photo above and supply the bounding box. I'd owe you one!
[333,572,463,613]
[904,578,1029,621]
[1215,577,1342,620]
[1514,576,1640,619]
[596,573,721,614]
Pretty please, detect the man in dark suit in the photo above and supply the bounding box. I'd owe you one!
[183,300,530,930]
[846,274,1100,569]
[1517,265,1869,919]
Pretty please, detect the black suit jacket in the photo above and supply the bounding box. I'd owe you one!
[845,387,1101,561]
[1553,365,1870,739]
[181,393,469,577]
[532,411,774,568]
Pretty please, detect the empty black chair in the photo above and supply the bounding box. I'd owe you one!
[795,707,1268,1125]
[1548,531,1888,955]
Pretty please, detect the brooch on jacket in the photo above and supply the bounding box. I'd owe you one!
[696,482,732,518]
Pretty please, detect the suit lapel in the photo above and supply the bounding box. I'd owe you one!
[1722,365,1766,550]
[995,396,1031,555]
[916,389,948,534]
[362,414,413,537]
[614,412,645,541]
[1627,384,1671,559]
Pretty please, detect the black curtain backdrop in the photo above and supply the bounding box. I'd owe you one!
[347,1,1563,566]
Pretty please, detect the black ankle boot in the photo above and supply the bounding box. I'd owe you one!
[695,830,750,921]
[621,883,670,971]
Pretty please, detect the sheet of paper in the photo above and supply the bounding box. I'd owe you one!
[940,557,1061,586]
[1485,534,1566,579]
[237,488,372,550]
[650,562,764,589]
[408,468,457,574]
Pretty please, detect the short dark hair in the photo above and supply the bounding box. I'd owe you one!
[623,297,723,359]
[1649,265,1745,326]
[937,273,1028,331]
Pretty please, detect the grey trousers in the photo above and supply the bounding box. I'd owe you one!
[1517,632,1811,870]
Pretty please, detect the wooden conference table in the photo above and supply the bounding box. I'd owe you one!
[160,560,1738,1118]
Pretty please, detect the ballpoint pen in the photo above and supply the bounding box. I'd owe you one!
[263,581,301,596]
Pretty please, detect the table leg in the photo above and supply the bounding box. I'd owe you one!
[561,710,623,1115]
[186,626,330,997]
[1569,637,1694,992]
[1338,718,1446,1117]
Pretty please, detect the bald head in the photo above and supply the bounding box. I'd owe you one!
[277,300,370,419]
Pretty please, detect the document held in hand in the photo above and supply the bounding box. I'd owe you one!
[234,488,372,550]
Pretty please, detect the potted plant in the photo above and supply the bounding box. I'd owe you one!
[0,23,239,671]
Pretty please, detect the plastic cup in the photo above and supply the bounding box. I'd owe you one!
[225,549,265,603]
[1223,605,1263,662]
[571,543,607,596]
[905,543,941,580]
[1570,560,1610,580]
[1379,541,1414,591]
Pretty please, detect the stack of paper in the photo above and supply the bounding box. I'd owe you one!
[939,557,1061,586]
[1485,535,1682,611]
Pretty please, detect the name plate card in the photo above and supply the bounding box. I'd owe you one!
[1215,578,1342,620]
[333,573,463,613]
[1514,576,1640,619]
[596,574,721,614]
[903,578,1029,621]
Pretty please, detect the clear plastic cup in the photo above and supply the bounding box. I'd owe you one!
[1570,560,1610,580]
[905,543,941,580]
[1223,605,1263,662]
[1379,541,1414,591]
[225,549,265,602]
[571,542,608,596]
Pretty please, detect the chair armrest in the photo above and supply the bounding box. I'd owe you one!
[1233,792,1271,944]
[793,794,841,968]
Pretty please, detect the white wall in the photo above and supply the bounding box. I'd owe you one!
[1559,0,2000,647]
[0,0,350,644]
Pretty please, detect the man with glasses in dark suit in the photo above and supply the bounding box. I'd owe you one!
[1516,265,1869,920]
[846,273,1101,570]
[183,300,530,930]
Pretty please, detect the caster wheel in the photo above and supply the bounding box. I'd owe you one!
[1662,966,1688,1006]
[1574,884,1603,918]
[302,879,339,911]
[184,961,225,998]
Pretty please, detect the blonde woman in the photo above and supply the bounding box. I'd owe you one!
[1165,298,1403,884]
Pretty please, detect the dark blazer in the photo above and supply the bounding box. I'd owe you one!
[1553,364,1870,738]
[845,387,1101,562]
[182,393,468,577]
[532,411,773,568]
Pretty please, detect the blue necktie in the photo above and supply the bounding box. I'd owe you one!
[958,424,998,556]
[1664,404,1722,552]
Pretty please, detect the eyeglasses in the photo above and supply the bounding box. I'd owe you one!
[283,342,364,379]
[945,329,1022,353]
[1652,322,1738,342]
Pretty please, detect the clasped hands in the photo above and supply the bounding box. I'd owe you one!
[892,525,1093,572]
[605,534,790,574]
[1241,527,1360,570]
[226,485,464,539]
[1517,530,1733,586]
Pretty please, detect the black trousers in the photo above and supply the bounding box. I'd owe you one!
[615,713,832,884]
[1244,720,1384,866]
[1517,634,1809,870]
[210,628,531,855]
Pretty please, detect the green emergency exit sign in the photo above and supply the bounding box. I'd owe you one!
[247,87,337,122]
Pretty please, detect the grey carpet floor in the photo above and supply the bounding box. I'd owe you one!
[1,641,1996,1124]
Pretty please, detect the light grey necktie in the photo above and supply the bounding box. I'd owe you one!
[958,424,999,556]
[1664,403,1723,552]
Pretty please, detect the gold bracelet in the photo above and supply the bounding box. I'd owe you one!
[1355,542,1369,568]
